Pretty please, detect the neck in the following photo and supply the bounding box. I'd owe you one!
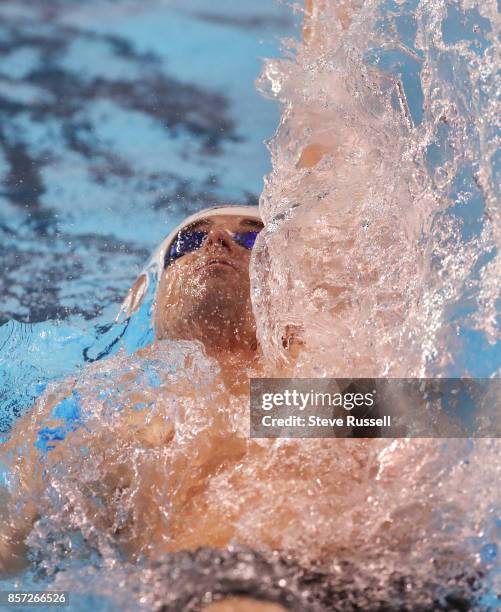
[197,317,259,394]
[204,343,261,395]
[170,296,258,356]
[158,311,260,393]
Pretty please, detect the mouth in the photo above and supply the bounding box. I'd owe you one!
[200,258,237,271]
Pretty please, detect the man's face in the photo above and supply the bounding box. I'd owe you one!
[154,214,263,352]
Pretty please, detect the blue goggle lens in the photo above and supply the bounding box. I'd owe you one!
[165,230,206,266]
[164,229,260,268]
[232,231,259,249]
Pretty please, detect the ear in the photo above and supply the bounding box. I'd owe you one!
[116,273,148,321]
[280,323,305,361]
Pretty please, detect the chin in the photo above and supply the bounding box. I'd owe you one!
[198,270,246,293]
[198,265,239,280]
[200,283,247,313]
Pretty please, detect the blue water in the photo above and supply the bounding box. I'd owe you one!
[0,0,297,435]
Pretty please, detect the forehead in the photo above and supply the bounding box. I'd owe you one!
[181,214,263,233]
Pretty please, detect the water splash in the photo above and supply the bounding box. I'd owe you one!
[253,0,500,379]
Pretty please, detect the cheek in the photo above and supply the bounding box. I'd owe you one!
[159,259,199,300]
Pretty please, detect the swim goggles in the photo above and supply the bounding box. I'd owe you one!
[164,226,260,268]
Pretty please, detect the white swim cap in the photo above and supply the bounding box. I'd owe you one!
[117,204,262,320]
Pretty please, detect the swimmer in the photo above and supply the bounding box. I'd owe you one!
[0,203,361,577]
[0,205,270,571]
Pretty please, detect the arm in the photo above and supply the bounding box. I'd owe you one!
[255,0,411,377]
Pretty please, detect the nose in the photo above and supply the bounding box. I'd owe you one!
[205,226,233,251]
